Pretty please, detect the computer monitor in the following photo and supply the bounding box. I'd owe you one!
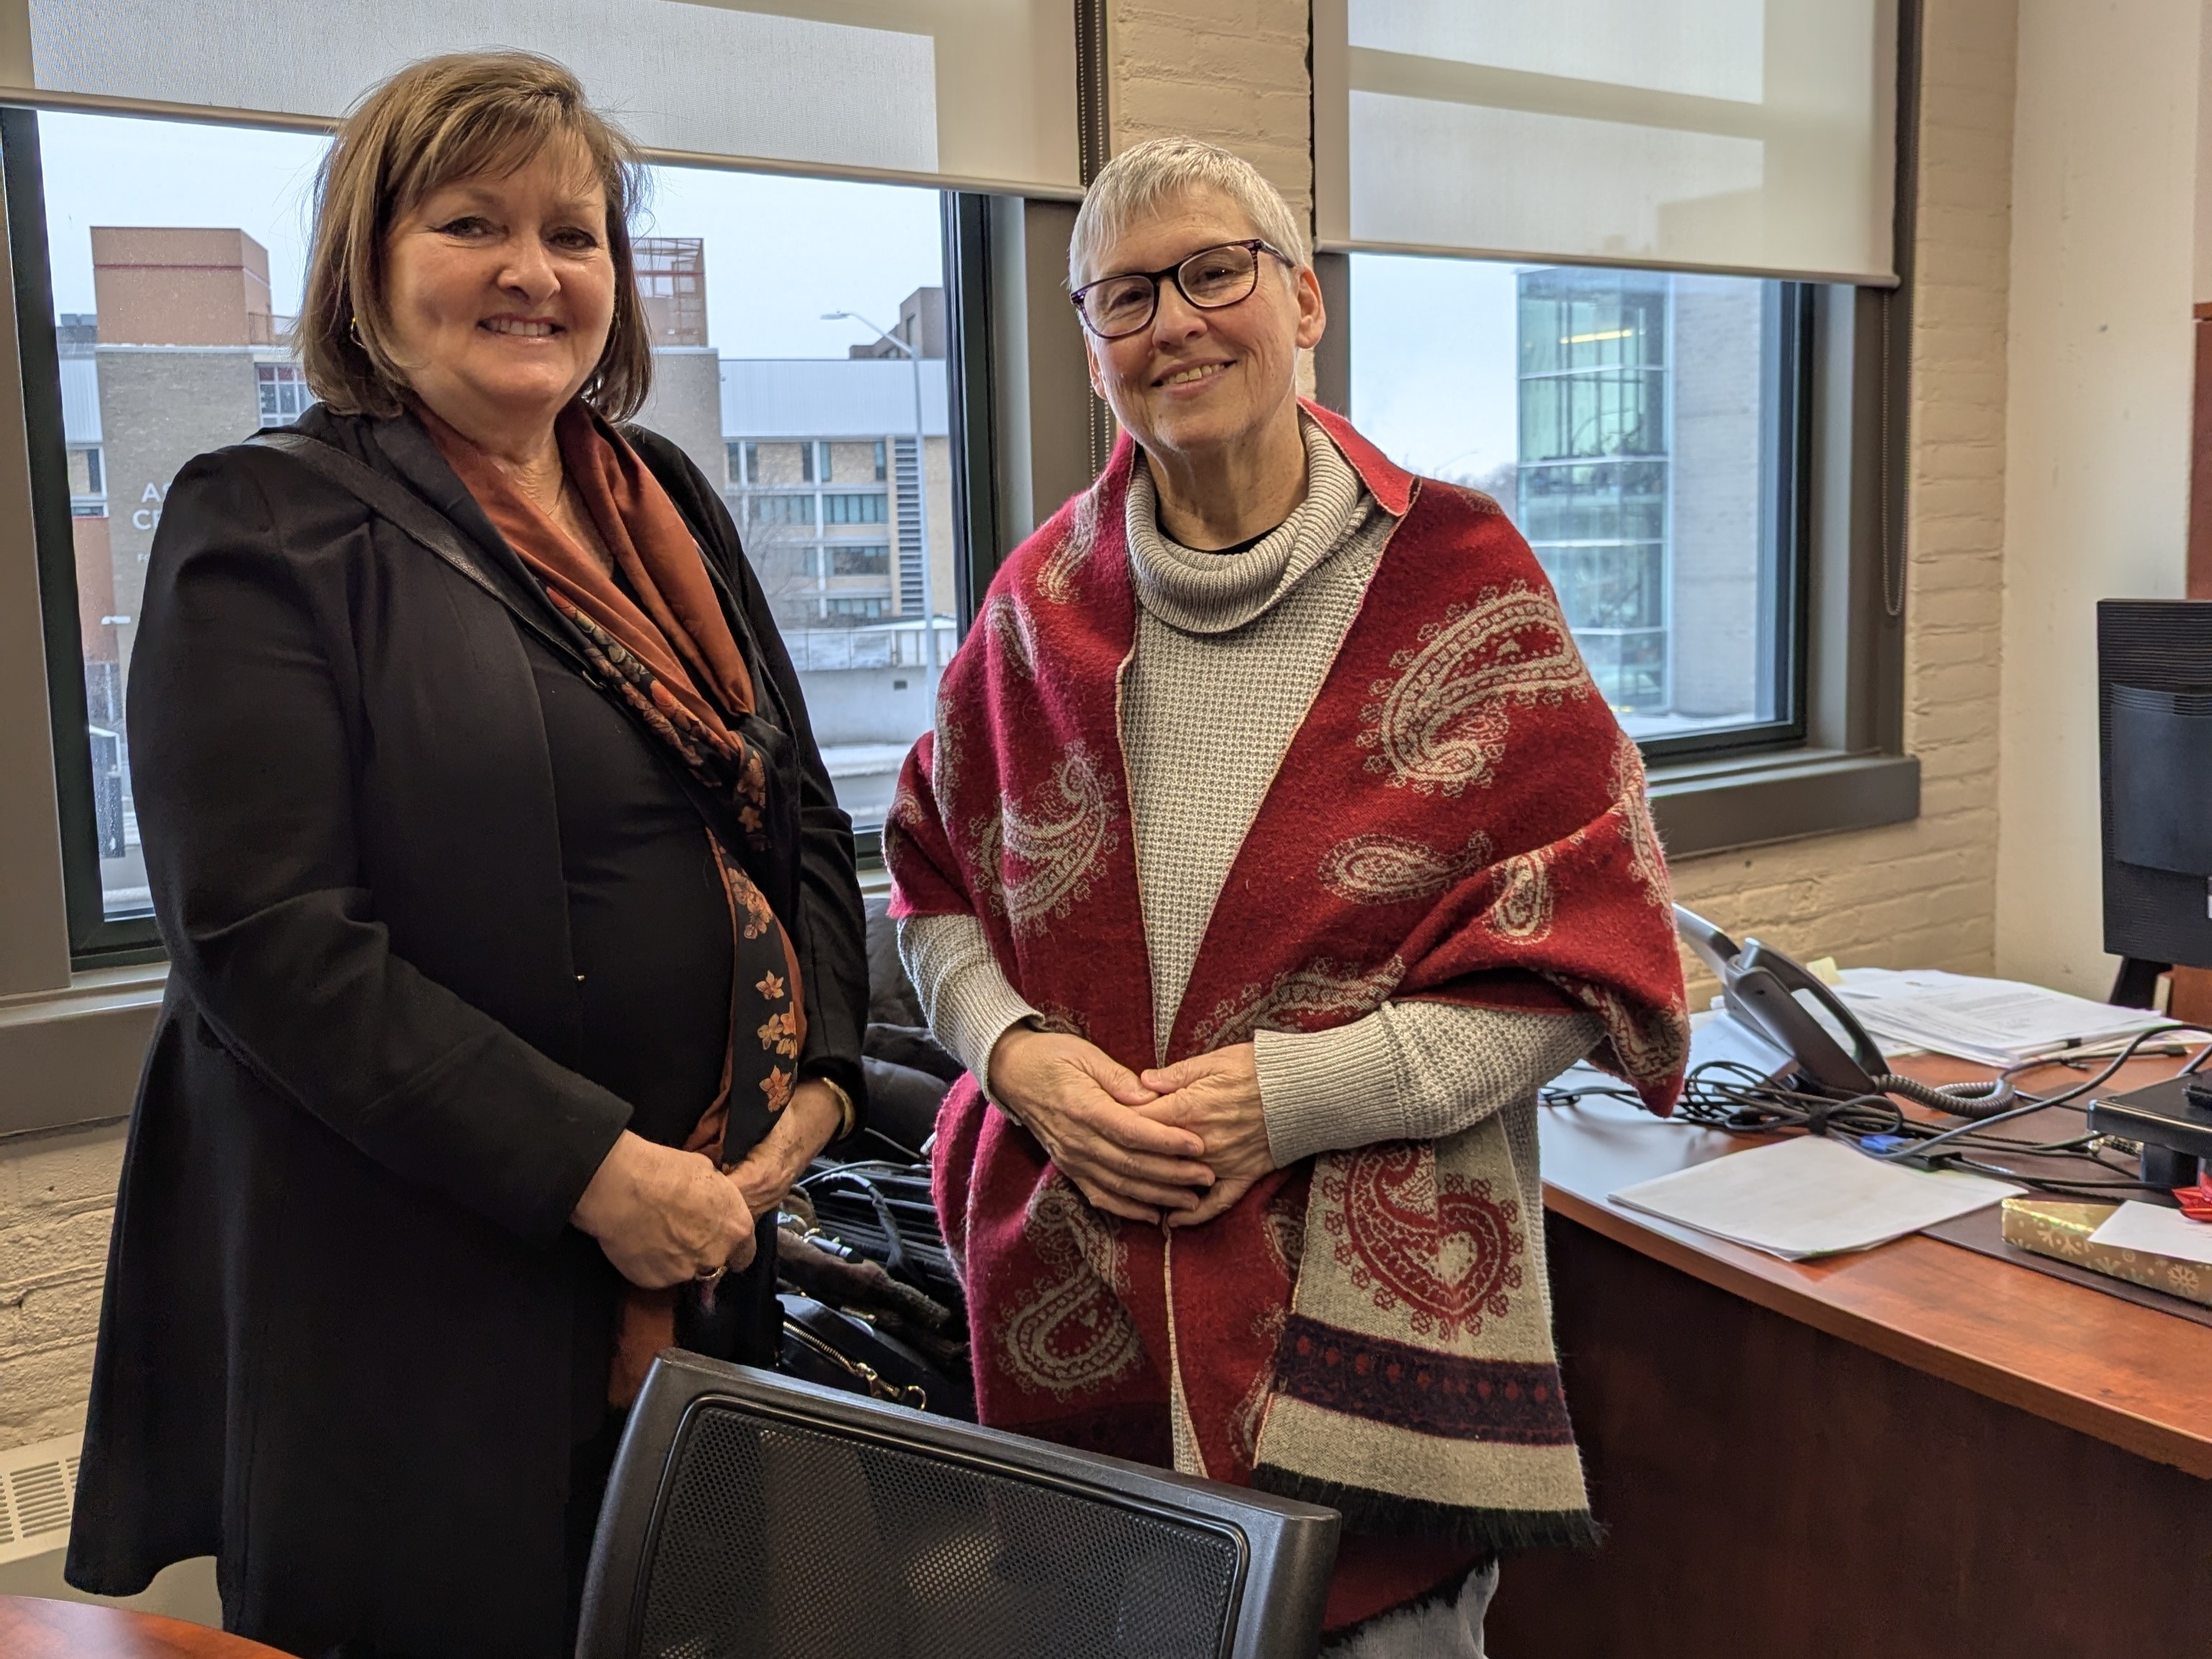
[577,1353,1341,1659]
[2098,599,2212,992]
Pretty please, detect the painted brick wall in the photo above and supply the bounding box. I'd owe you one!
[0,1124,124,1449]
[1106,1,1313,218]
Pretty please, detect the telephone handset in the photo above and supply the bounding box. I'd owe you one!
[1674,904,1889,1097]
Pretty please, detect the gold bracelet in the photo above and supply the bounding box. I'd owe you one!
[816,1076,857,1141]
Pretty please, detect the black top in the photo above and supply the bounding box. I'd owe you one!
[524,629,732,1151]
[66,407,870,1659]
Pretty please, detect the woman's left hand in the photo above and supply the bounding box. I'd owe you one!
[727,1078,846,1219]
[1136,1044,1276,1228]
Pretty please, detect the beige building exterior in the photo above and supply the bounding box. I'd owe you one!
[88,227,275,349]
[86,229,284,702]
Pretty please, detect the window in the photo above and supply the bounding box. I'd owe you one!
[257,361,309,428]
[824,492,888,525]
[1349,254,1807,752]
[20,109,963,960]
[750,493,816,527]
[831,544,891,576]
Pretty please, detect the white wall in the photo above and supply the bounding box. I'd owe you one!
[1995,0,2201,994]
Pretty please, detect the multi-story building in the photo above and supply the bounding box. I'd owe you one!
[1515,266,1768,729]
[719,354,953,631]
[718,343,956,825]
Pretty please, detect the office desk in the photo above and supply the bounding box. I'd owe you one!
[1485,1053,2212,1658]
[0,1596,285,1658]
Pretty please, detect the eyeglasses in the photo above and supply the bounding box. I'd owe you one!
[1069,239,1290,340]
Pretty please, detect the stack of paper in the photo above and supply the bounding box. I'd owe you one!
[1609,1136,2019,1259]
[1830,966,2173,1069]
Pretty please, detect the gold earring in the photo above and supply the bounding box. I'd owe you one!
[348,315,364,346]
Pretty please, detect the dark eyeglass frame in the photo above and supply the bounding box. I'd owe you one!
[1069,238,1291,340]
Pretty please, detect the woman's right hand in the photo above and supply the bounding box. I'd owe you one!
[571,1130,756,1288]
[986,1027,1215,1224]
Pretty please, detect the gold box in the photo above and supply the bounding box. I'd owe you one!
[2000,1197,2212,1307]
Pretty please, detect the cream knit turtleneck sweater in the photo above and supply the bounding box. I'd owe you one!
[898,416,1596,1166]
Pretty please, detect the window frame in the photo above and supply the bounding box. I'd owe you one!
[6,106,165,968]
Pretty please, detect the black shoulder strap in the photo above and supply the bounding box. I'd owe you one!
[246,428,517,612]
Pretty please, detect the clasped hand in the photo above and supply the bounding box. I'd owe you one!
[986,1028,1274,1226]
[571,1080,845,1287]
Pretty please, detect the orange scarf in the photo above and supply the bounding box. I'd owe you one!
[428,400,755,724]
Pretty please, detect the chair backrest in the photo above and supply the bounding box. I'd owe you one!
[577,1352,1341,1659]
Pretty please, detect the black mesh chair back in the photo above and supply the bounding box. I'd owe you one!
[577,1352,1340,1659]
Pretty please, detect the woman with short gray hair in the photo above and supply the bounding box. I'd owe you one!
[889,135,1689,1654]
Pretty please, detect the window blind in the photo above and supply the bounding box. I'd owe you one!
[1,0,1079,197]
[1315,0,1898,285]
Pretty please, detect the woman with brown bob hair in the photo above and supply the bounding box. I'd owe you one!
[65,52,869,1656]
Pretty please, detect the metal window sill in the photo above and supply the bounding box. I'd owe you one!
[0,962,166,1139]
[1646,747,1920,859]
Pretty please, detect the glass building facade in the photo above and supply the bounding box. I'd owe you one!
[1516,267,1673,714]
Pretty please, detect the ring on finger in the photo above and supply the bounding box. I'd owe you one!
[696,1264,727,1286]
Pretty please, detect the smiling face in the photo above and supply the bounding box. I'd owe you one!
[382,138,616,446]
[1080,187,1324,475]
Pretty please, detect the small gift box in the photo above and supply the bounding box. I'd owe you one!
[2000,1197,2212,1307]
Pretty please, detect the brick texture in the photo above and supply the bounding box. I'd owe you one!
[1105,1,1314,218]
[0,1123,124,1450]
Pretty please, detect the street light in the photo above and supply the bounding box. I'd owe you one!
[822,308,938,673]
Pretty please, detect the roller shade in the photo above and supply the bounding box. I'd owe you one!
[4,0,1079,197]
[1315,0,1898,285]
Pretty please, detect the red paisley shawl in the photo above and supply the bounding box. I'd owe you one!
[886,404,1687,1625]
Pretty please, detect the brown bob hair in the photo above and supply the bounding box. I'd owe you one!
[299,52,652,421]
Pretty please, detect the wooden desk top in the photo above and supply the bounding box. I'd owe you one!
[0,1597,286,1658]
[1539,1050,2212,1480]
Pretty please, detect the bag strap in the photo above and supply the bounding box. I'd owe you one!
[248,429,590,675]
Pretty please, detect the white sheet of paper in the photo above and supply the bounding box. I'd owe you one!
[2086,1200,2212,1266]
[1608,1135,2019,1260]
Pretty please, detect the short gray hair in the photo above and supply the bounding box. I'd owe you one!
[1069,136,1310,289]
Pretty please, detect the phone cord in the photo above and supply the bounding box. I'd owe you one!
[1872,1072,2018,1119]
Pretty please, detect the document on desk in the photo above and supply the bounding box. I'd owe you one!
[1830,966,2173,1069]
[1609,1136,2020,1260]
[2087,1200,2212,1267]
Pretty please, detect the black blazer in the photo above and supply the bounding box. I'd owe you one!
[64,407,869,1658]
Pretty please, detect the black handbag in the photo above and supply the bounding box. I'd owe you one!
[775,1159,974,1419]
[777,1293,971,1416]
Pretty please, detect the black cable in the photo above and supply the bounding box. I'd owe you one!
[1870,1070,2015,1118]
[1542,1027,2212,1200]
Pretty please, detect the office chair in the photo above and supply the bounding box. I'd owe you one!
[576,1352,1341,1659]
